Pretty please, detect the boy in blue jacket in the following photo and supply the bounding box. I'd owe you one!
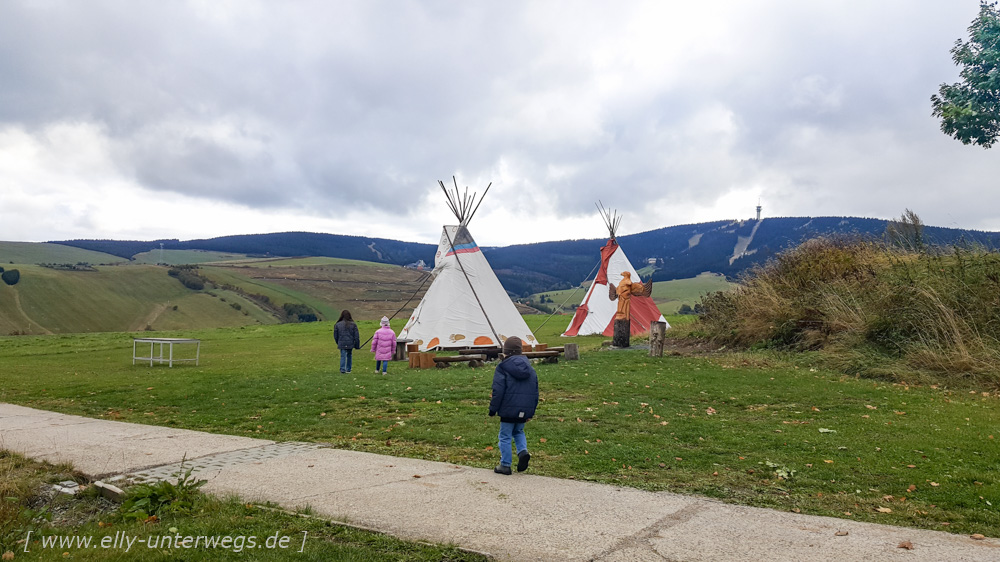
[489,337,539,475]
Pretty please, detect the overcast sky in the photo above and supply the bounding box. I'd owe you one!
[0,1,996,247]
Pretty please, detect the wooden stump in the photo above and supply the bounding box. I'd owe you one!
[564,343,579,360]
[649,321,667,357]
[419,352,435,369]
[613,319,631,348]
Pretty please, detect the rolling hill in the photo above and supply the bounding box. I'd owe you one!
[0,256,432,335]
[0,242,125,266]
[50,215,1000,296]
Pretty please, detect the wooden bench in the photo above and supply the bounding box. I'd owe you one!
[432,354,487,368]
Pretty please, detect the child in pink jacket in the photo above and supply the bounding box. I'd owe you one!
[371,316,397,374]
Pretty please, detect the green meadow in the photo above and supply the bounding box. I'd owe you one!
[131,249,252,265]
[0,264,269,335]
[1,315,997,537]
[0,242,124,266]
[0,256,428,335]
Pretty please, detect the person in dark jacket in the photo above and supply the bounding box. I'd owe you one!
[333,310,361,373]
[489,336,539,475]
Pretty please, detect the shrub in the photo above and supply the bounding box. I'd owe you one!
[282,303,318,322]
[699,234,1000,387]
[1,269,20,286]
[167,267,205,291]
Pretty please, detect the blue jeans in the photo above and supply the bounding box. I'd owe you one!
[339,349,353,372]
[376,360,389,373]
[498,422,527,467]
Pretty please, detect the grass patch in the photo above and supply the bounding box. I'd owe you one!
[1,318,997,537]
[130,249,252,265]
[0,450,486,560]
[0,242,124,266]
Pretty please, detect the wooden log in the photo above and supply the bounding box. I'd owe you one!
[408,352,421,368]
[535,343,548,351]
[546,346,565,352]
[455,347,501,359]
[522,351,561,358]
[649,321,667,357]
[432,354,487,363]
[613,319,631,348]
[406,343,420,353]
[564,343,579,360]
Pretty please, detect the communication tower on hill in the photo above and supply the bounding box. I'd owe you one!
[756,199,762,221]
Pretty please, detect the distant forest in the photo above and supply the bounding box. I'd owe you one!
[53,217,1000,297]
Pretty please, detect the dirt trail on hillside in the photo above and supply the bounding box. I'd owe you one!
[131,303,169,332]
[12,290,53,335]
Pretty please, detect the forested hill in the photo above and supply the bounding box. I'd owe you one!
[52,217,1000,297]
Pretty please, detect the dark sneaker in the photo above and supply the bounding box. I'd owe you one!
[517,451,531,472]
[494,464,512,475]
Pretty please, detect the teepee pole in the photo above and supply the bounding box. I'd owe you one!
[466,182,491,225]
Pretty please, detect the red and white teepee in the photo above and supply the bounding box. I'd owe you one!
[563,205,668,337]
[400,178,537,351]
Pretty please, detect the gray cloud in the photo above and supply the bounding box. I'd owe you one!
[1,0,998,243]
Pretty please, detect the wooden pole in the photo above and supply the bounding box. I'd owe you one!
[564,343,579,360]
[613,319,631,348]
[649,321,666,357]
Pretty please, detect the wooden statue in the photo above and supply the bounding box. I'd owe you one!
[608,271,652,347]
[608,271,652,320]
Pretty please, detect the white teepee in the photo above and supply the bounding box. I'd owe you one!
[563,204,668,337]
[400,178,537,351]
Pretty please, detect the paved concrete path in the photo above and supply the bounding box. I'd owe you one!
[1,403,996,561]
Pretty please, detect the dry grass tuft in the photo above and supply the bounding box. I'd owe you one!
[699,236,1000,388]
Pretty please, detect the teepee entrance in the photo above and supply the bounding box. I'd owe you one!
[400,178,537,351]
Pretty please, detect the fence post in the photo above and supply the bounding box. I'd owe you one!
[649,321,666,357]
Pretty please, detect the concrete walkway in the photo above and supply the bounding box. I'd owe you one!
[1,403,996,561]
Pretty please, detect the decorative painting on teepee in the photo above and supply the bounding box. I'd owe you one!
[399,178,537,351]
[563,203,669,337]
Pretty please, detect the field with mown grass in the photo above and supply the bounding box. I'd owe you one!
[197,257,429,322]
[0,256,430,335]
[0,242,124,266]
[0,264,267,335]
[0,450,486,560]
[1,315,997,537]
[532,272,734,315]
[130,249,252,265]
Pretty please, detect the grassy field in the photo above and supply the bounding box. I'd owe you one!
[199,258,429,321]
[0,242,124,265]
[0,256,429,334]
[0,264,268,335]
[131,249,252,265]
[532,272,734,315]
[0,450,486,560]
[1,315,997,537]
